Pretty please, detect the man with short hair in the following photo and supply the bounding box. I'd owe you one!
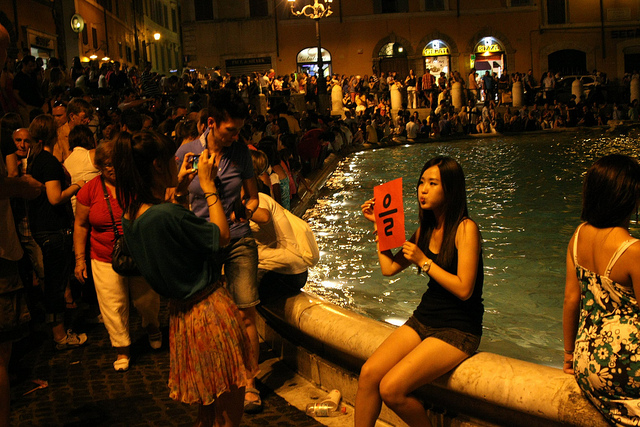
[53,98,93,162]
[406,115,419,140]
[13,55,43,125]
[107,61,128,91]
[52,103,68,129]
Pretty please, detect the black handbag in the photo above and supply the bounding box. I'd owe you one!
[102,177,140,276]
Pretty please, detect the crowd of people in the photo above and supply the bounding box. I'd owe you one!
[0,51,331,426]
[3,35,640,427]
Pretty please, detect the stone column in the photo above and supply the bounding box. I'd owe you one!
[572,79,584,103]
[631,75,640,104]
[390,84,402,111]
[331,84,345,118]
[258,94,268,117]
[512,81,524,108]
[452,82,464,110]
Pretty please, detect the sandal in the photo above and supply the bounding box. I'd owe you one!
[113,357,130,372]
[243,387,263,414]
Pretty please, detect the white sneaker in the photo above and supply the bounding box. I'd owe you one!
[55,330,88,350]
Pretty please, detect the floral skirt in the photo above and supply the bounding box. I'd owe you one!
[168,285,258,405]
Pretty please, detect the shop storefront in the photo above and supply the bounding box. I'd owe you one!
[27,28,57,67]
[296,47,331,79]
[471,37,505,77]
[225,57,272,77]
[422,39,450,78]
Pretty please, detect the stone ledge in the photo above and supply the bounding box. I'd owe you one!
[257,291,609,427]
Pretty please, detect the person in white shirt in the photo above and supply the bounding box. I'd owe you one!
[250,193,316,302]
[406,116,419,140]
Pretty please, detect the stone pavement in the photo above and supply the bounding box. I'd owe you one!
[8,301,335,427]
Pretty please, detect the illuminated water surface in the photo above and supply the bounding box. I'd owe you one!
[302,131,640,367]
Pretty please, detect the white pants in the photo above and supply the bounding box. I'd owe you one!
[91,259,160,348]
[406,86,416,109]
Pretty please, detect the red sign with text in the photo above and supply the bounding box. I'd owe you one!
[373,178,406,251]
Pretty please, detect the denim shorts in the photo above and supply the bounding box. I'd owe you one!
[404,315,481,356]
[220,236,259,309]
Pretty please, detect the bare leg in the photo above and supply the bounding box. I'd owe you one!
[354,326,421,427]
[52,322,66,342]
[115,346,130,360]
[194,386,245,427]
[0,341,11,427]
[379,337,469,427]
[239,307,260,403]
[214,386,245,427]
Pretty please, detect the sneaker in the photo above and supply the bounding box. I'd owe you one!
[55,330,88,350]
[148,332,162,350]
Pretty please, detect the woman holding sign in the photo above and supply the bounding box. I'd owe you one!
[356,156,484,427]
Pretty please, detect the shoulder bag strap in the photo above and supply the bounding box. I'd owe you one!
[101,176,120,239]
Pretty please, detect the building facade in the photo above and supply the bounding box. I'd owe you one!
[0,0,182,76]
[181,0,640,82]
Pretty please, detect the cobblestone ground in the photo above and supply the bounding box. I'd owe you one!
[9,301,324,427]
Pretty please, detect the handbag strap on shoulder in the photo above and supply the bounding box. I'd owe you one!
[101,175,121,239]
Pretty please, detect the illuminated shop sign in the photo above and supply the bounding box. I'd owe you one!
[422,40,450,57]
[296,47,331,63]
[474,37,503,54]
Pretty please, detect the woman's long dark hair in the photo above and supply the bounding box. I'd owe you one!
[415,156,469,270]
[112,130,175,219]
[581,154,640,228]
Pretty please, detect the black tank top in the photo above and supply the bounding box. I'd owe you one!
[412,246,484,336]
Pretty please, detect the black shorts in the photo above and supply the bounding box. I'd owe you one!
[404,315,480,356]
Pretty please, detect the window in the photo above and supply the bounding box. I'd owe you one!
[171,8,177,31]
[92,27,98,49]
[164,5,169,27]
[547,0,566,24]
[98,0,112,12]
[82,26,88,45]
[424,0,444,11]
[194,0,214,20]
[250,0,269,17]
[374,0,408,14]
[510,0,532,5]
[382,0,397,13]
[126,45,132,62]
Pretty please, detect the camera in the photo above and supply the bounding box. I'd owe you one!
[189,154,200,170]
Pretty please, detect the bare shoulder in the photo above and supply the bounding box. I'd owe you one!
[455,218,481,247]
[624,239,640,257]
[456,218,480,236]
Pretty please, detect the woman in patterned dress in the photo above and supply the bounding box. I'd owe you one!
[564,154,640,426]
[113,130,257,426]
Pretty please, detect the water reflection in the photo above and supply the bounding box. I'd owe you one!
[303,133,640,367]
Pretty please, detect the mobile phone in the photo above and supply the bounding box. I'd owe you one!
[233,197,246,220]
[189,154,200,170]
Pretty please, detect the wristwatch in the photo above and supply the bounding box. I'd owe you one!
[420,259,432,275]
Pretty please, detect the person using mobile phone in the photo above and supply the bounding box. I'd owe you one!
[174,89,263,413]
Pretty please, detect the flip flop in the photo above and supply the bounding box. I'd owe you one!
[244,387,263,414]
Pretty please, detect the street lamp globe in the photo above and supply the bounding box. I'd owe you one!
[153,32,161,41]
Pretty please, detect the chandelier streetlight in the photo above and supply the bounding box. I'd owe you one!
[288,0,333,95]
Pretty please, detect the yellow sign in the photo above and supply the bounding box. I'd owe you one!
[476,44,501,53]
[423,47,450,56]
